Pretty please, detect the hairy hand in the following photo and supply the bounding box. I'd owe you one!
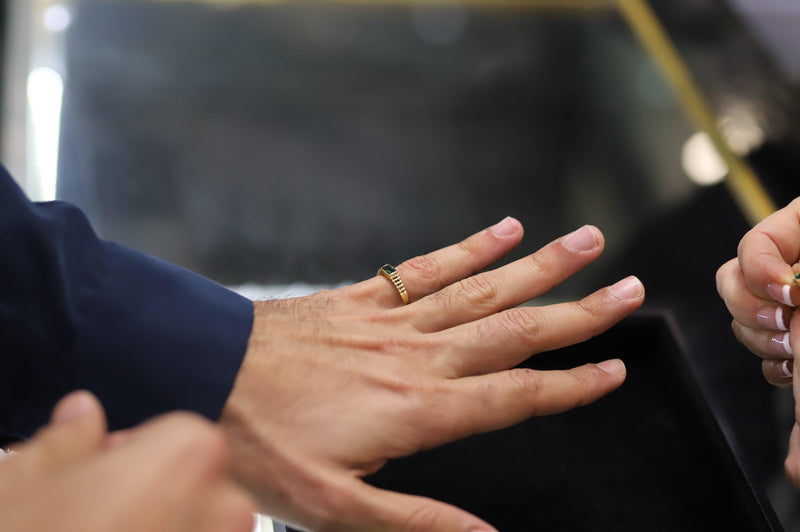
[220,218,645,531]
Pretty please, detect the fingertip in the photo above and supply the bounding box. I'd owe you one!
[607,276,645,301]
[562,225,604,253]
[51,390,103,425]
[488,216,523,239]
[595,358,626,378]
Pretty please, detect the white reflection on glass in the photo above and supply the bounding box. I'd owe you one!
[719,112,765,156]
[681,131,728,186]
[43,4,72,33]
[27,67,64,202]
[412,1,467,46]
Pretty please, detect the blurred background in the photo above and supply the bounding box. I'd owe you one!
[2,0,800,529]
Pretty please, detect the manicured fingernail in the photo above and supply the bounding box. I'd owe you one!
[757,307,789,331]
[608,276,643,300]
[51,391,95,424]
[767,283,795,307]
[489,217,520,238]
[562,225,599,252]
[596,358,626,376]
[771,332,793,356]
[782,359,794,379]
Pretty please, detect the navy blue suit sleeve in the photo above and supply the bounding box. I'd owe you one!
[0,166,254,441]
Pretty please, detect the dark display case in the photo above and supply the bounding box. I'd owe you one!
[4,1,800,530]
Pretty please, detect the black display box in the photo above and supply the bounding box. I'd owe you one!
[358,311,782,531]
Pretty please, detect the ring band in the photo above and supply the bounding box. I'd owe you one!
[377,264,409,305]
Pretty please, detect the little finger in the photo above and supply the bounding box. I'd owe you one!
[419,361,626,447]
[762,359,793,387]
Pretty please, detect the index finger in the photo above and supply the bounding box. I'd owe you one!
[738,197,800,305]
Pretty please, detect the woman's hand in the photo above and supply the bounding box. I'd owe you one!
[716,197,800,387]
[220,218,645,532]
[0,391,256,532]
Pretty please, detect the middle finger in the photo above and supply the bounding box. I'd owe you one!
[429,276,644,377]
[401,225,605,332]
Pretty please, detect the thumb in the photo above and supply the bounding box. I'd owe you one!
[27,390,107,470]
[339,481,498,532]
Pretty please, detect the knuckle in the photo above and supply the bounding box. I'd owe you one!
[403,254,442,287]
[574,297,609,338]
[456,274,499,308]
[502,368,545,413]
[526,251,552,278]
[497,308,543,341]
[506,367,540,394]
[401,504,448,532]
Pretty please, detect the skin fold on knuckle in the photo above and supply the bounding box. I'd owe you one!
[402,255,442,288]
[494,308,543,344]
[399,500,454,532]
[525,250,554,279]
[575,297,614,339]
[456,274,499,309]
[558,367,608,411]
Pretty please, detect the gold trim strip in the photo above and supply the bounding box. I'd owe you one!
[150,0,616,9]
[617,0,776,225]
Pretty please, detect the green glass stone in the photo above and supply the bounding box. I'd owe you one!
[383,265,396,274]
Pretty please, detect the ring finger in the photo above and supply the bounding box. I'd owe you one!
[731,320,793,359]
[400,225,605,332]
[354,217,525,308]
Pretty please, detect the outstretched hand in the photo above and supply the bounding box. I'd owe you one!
[220,217,645,531]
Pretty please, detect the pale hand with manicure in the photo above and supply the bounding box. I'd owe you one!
[716,197,800,487]
[219,217,645,531]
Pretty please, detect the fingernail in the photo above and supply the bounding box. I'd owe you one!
[771,332,793,356]
[596,358,626,376]
[608,276,643,300]
[51,391,95,424]
[767,283,795,307]
[782,359,794,379]
[757,307,790,331]
[562,225,599,252]
[489,217,520,238]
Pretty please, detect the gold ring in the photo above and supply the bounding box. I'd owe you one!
[377,264,409,305]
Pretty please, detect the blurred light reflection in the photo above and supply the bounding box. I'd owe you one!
[27,67,64,201]
[43,4,72,33]
[681,131,728,186]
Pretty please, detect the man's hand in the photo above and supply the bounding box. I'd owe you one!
[220,218,644,531]
[0,391,256,532]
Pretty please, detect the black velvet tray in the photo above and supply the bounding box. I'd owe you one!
[358,311,782,531]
